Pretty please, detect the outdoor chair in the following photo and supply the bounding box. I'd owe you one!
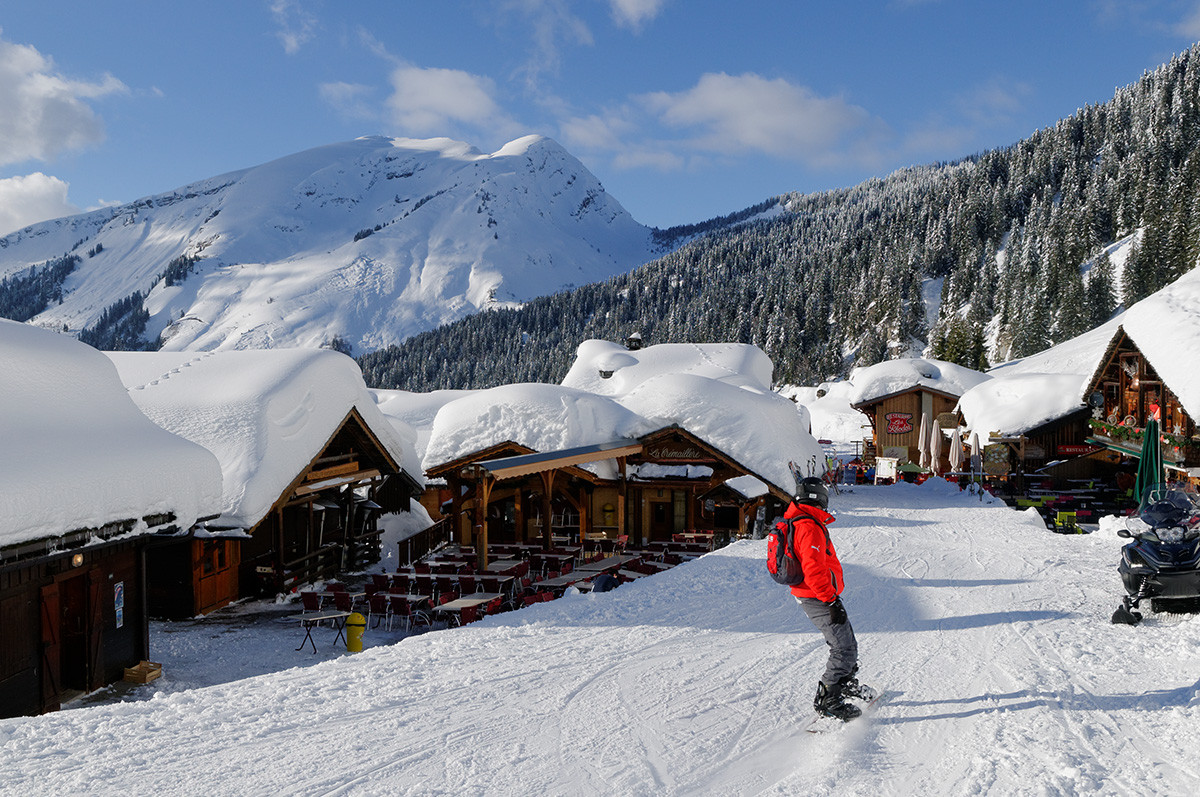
[333,591,354,613]
[458,575,477,593]
[485,597,502,615]
[457,605,480,625]
[300,591,323,612]
[370,573,390,590]
[438,591,460,605]
[368,593,391,629]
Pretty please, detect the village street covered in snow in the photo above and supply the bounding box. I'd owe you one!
[3,480,1198,795]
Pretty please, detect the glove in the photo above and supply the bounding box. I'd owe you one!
[826,597,847,625]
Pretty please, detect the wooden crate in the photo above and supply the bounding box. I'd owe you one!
[123,660,163,684]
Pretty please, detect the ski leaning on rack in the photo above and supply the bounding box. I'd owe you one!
[802,688,885,734]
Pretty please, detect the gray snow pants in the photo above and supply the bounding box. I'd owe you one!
[797,596,858,686]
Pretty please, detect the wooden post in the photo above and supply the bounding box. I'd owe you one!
[474,469,494,570]
[617,457,627,540]
[578,483,589,544]
[514,488,526,542]
[539,470,555,551]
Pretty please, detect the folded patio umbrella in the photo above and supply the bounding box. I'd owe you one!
[1134,417,1164,504]
[918,413,931,469]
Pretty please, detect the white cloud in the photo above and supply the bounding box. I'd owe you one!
[641,72,884,167]
[385,65,509,135]
[270,0,319,54]
[0,172,78,236]
[559,112,634,151]
[319,81,376,120]
[609,0,668,30]
[0,36,128,167]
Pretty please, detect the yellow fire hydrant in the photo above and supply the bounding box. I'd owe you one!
[345,612,367,653]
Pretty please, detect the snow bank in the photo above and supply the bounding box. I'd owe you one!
[0,320,221,547]
[847,357,991,406]
[107,349,419,530]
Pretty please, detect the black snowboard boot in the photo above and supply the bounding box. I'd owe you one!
[838,666,878,702]
[814,681,862,722]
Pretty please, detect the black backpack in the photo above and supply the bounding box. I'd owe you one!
[767,517,805,585]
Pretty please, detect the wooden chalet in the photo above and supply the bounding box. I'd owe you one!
[1081,326,1200,483]
[853,385,962,470]
[108,349,423,618]
[424,426,791,568]
[1,517,191,718]
[1,319,222,718]
[236,408,420,598]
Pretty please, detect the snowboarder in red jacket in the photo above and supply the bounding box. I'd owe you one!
[787,476,872,721]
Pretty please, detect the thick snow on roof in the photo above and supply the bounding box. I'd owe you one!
[957,373,1088,438]
[422,383,651,479]
[419,340,822,494]
[106,349,418,530]
[0,320,221,548]
[848,357,991,407]
[371,387,476,464]
[985,261,1200,424]
[562,339,774,395]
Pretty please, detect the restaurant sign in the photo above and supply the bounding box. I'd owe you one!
[644,441,716,463]
[1058,444,1103,456]
[884,412,914,435]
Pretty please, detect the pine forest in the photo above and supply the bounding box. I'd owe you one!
[360,46,1200,391]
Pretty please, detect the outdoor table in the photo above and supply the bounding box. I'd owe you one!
[486,558,523,572]
[576,554,640,573]
[617,569,649,580]
[431,593,504,624]
[532,572,591,590]
[289,610,351,653]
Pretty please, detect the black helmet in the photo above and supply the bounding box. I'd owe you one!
[793,477,829,510]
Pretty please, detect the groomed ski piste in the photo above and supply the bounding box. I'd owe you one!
[3,479,1199,795]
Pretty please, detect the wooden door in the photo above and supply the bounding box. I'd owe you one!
[649,501,672,539]
[58,574,88,692]
[87,570,106,691]
[39,583,61,712]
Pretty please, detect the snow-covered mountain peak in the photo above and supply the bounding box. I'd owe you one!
[0,135,661,354]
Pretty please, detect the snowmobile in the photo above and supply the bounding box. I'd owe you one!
[1111,483,1200,625]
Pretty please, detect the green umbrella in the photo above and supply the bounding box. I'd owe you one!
[1134,417,1164,504]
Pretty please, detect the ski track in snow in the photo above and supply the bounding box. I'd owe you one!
[3,482,1200,795]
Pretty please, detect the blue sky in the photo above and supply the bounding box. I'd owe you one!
[3,1,1200,235]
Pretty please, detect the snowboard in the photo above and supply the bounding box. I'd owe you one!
[803,687,884,734]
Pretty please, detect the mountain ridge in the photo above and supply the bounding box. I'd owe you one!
[0,134,676,353]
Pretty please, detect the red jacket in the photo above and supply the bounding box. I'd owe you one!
[784,502,844,602]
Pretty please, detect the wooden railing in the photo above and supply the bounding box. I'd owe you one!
[397,517,451,567]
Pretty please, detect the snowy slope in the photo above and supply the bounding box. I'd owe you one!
[0,136,660,353]
[4,482,1199,795]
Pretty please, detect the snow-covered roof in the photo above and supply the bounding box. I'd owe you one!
[0,320,222,549]
[418,340,823,495]
[1113,267,1200,420]
[562,339,774,395]
[957,373,1089,438]
[106,349,420,531]
[848,357,992,407]
[986,260,1200,424]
